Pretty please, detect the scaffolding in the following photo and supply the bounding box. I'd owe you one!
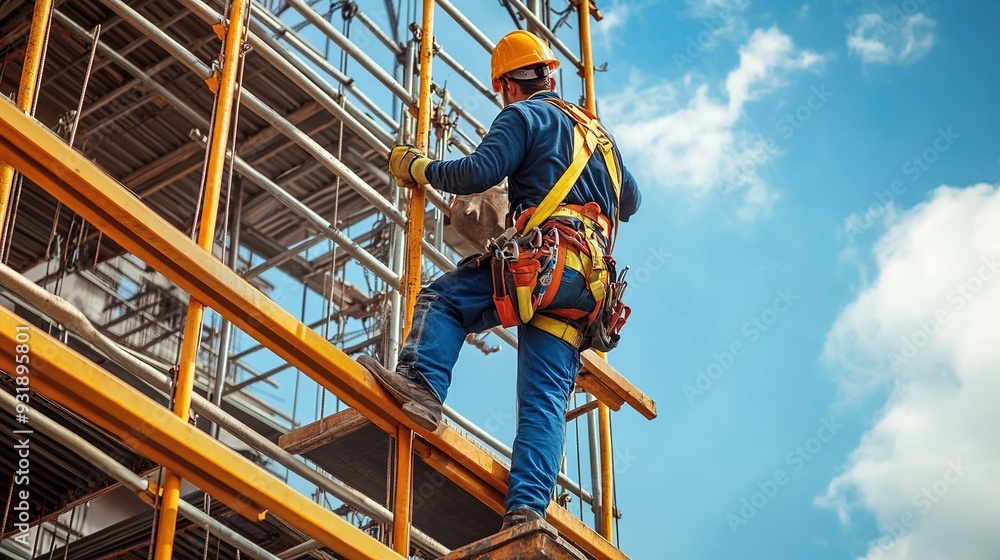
[0,1,655,558]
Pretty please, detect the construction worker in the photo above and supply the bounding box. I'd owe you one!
[360,29,641,530]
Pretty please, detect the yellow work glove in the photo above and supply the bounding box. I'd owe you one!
[388,144,431,188]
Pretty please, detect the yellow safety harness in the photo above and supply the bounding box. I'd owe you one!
[519,98,622,236]
[486,97,630,350]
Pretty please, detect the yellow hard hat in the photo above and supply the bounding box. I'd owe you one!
[491,30,560,88]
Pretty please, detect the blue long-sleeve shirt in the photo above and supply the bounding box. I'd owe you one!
[425,91,641,223]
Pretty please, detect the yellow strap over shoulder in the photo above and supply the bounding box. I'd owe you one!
[518,98,624,348]
[519,98,622,237]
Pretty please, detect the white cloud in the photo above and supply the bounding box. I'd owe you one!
[819,184,1000,560]
[847,12,937,65]
[602,27,823,219]
[594,1,633,49]
[682,0,748,43]
[726,27,823,110]
[686,0,749,19]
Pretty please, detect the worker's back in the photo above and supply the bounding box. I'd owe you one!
[503,91,641,223]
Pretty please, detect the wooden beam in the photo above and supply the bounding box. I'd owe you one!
[279,408,369,455]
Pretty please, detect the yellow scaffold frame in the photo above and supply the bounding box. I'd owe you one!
[0,95,632,559]
[0,1,656,557]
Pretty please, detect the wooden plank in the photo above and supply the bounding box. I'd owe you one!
[279,408,370,455]
[581,351,657,420]
[439,520,586,560]
[565,398,600,422]
[576,370,625,411]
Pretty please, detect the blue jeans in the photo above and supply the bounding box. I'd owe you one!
[398,258,593,516]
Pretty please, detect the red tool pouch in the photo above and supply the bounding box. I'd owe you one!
[487,213,633,352]
[491,255,520,327]
[487,227,555,328]
[509,257,541,324]
[607,300,631,334]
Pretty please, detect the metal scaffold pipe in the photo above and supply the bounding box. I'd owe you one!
[586,392,605,526]
[579,0,598,114]
[527,0,542,34]
[392,1,437,551]
[154,0,249,556]
[442,405,595,505]
[93,0,406,217]
[277,0,502,146]
[355,8,402,55]
[0,391,282,560]
[403,8,435,334]
[0,97,637,559]
[506,0,585,70]
[0,309,404,557]
[253,1,482,201]
[387,38,418,371]
[433,83,489,137]
[209,179,243,438]
[98,0,206,80]
[283,0,414,105]
[242,233,327,279]
[240,90,454,266]
[248,1,397,130]
[52,11,209,128]
[240,89,407,221]
[120,0,453,217]
[0,0,53,243]
[597,400,614,538]
[434,0,495,53]
[179,0,395,155]
[575,0,617,539]
[0,262,450,557]
[89,0,457,238]
[208,132,400,287]
[240,30,391,155]
[434,44,503,110]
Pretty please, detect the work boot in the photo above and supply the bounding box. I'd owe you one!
[500,506,545,531]
[358,355,442,431]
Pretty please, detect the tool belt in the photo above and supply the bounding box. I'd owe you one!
[474,96,634,351]
[483,202,631,351]
[483,98,632,351]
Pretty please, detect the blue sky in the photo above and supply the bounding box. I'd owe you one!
[264,1,1000,558]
